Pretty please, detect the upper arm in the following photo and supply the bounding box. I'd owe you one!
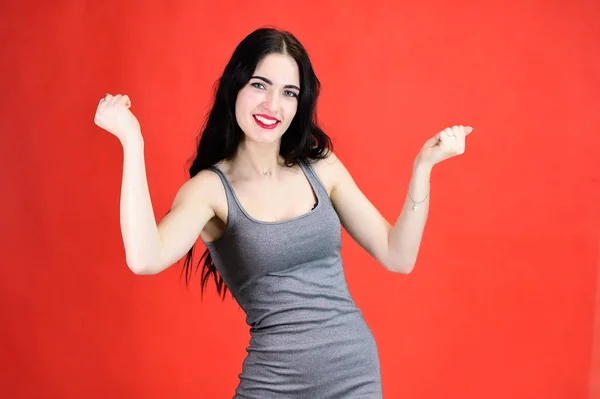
[154,170,219,272]
[324,152,393,270]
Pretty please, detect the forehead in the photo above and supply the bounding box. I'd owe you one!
[253,53,300,87]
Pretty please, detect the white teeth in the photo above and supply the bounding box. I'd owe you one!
[255,115,278,125]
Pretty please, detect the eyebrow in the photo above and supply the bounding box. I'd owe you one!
[251,75,300,92]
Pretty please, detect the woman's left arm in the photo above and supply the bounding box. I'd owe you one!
[328,125,474,274]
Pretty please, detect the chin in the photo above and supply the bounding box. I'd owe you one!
[241,125,287,145]
[252,133,283,145]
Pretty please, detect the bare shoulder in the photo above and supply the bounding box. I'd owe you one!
[310,151,351,195]
[150,168,226,272]
[171,167,226,212]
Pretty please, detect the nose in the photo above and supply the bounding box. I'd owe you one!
[263,89,279,114]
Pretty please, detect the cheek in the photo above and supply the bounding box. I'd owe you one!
[283,101,298,124]
[235,90,250,113]
[235,91,255,124]
[240,92,267,117]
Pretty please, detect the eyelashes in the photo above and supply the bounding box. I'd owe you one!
[250,82,298,98]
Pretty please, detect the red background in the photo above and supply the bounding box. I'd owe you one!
[2,1,599,398]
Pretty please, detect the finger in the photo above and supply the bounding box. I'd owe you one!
[454,127,466,153]
[443,128,454,140]
[117,94,131,108]
[98,94,111,112]
[109,94,122,106]
[424,134,440,147]
[100,93,113,105]
[454,125,465,138]
[98,98,108,113]
[435,130,449,149]
[451,125,474,137]
[449,127,461,140]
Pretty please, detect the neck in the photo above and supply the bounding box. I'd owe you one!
[233,139,282,178]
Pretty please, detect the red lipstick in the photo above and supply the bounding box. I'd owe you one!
[253,114,280,130]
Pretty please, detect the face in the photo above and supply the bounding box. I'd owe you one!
[235,52,300,144]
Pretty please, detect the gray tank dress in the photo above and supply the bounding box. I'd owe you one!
[203,160,383,398]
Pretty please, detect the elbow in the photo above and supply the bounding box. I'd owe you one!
[385,245,417,274]
[130,266,156,276]
[386,259,416,274]
[391,264,415,274]
[126,257,158,276]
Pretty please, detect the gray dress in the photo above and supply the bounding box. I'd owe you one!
[204,160,383,398]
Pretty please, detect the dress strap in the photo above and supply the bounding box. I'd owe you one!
[205,166,241,226]
[299,159,329,204]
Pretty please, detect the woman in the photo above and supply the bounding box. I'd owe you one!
[94,27,472,398]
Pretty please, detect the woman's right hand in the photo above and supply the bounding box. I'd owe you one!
[94,93,142,144]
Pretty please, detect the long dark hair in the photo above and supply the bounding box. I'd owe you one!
[182,27,333,299]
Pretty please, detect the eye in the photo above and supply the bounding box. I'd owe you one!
[284,90,298,98]
[251,82,266,90]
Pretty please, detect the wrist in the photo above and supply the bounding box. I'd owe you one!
[120,131,144,149]
[413,157,433,176]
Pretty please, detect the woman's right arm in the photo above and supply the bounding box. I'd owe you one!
[95,93,215,275]
[119,139,216,275]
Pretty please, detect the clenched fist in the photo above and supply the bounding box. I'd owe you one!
[94,93,141,143]
[416,125,474,168]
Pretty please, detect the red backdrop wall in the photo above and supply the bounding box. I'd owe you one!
[2,1,599,398]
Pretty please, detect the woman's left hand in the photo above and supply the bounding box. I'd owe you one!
[415,125,474,168]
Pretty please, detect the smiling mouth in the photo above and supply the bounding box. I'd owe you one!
[253,115,280,130]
